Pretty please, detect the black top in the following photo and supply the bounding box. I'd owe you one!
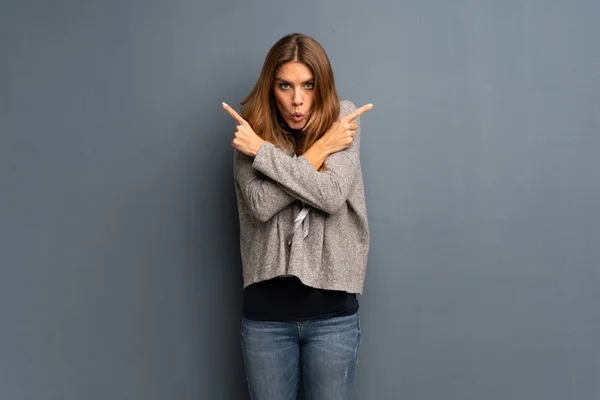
[243,276,359,321]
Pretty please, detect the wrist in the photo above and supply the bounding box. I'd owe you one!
[253,139,265,157]
[315,138,330,157]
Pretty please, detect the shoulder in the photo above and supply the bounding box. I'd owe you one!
[339,100,357,119]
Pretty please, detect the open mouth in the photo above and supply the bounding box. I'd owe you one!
[291,113,303,121]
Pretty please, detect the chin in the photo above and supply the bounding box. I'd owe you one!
[287,119,306,130]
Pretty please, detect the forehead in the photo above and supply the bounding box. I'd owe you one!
[275,62,313,81]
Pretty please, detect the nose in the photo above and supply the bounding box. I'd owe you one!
[292,89,303,107]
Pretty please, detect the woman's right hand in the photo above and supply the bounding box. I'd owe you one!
[318,103,373,154]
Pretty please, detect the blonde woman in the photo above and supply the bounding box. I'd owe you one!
[223,33,372,399]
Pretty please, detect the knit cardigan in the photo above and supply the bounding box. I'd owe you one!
[233,100,369,294]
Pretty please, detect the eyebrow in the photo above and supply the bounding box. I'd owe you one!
[275,77,314,83]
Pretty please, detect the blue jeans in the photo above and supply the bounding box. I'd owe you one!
[241,312,361,400]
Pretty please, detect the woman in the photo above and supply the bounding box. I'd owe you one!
[223,33,372,399]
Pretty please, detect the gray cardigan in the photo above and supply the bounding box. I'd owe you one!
[233,100,369,294]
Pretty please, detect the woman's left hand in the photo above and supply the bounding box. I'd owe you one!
[222,102,265,157]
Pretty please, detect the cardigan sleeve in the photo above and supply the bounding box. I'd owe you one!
[233,149,297,222]
[252,100,362,215]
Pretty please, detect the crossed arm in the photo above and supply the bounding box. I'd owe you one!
[227,101,372,221]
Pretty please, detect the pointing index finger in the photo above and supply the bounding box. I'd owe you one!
[345,103,374,122]
[222,102,245,125]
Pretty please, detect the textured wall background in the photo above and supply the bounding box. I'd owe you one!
[1,0,598,398]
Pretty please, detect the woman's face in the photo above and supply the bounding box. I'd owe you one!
[273,61,315,130]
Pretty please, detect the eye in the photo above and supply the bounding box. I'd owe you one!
[305,82,314,89]
[279,83,291,90]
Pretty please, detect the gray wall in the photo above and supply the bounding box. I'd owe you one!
[1,0,598,399]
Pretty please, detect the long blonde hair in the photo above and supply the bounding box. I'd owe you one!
[241,33,340,170]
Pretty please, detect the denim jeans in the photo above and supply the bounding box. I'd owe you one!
[241,312,361,400]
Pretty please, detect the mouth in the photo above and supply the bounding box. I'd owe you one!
[291,113,304,122]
